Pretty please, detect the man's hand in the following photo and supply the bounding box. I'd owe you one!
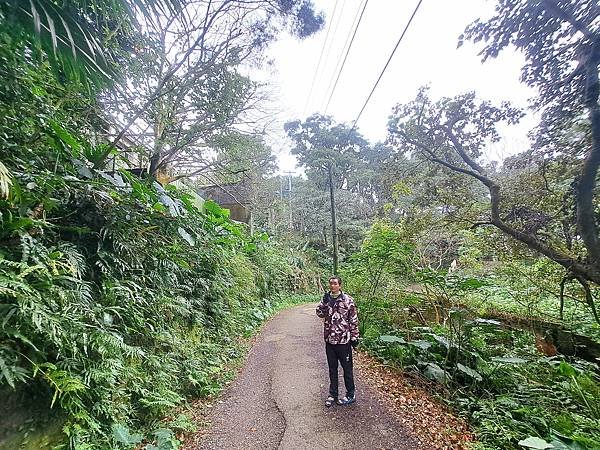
[315,298,329,318]
[350,339,359,349]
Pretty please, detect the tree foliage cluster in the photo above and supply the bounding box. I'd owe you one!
[280,114,493,281]
[0,0,323,182]
[386,0,600,318]
[281,115,393,269]
[281,0,600,324]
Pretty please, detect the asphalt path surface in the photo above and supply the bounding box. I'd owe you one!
[195,303,420,450]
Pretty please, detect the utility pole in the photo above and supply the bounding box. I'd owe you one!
[279,175,283,200]
[328,164,339,275]
[284,171,294,230]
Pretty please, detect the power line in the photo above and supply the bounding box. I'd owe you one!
[302,0,340,117]
[324,0,370,114]
[322,0,366,112]
[350,0,424,131]
[314,0,347,109]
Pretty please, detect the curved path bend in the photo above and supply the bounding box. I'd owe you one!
[194,304,421,450]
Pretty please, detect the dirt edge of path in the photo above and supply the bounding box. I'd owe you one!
[177,310,285,449]
[354,351,476,449]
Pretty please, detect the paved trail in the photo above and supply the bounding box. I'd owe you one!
[194,304,420,450]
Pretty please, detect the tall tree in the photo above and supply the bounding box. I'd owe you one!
[462,0,600,275]
[1,0,324,180]
[285,114,369,272]
[97,0,323,178]
[387,0,600,319]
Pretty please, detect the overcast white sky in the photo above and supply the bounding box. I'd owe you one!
[258,0,537,173]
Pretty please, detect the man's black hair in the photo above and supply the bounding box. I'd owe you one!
[329,275,342,285]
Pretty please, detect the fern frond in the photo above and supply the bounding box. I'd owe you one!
[57,243,86,277]
[33,362,87,407]
[0,258,28,270]
[0,276,40,298]
[0,353,29,388]
[17,264,48,279]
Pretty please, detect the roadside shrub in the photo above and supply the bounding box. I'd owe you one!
[355,271,600,450]
[0,158,304,447]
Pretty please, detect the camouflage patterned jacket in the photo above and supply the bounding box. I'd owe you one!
[315,292,359,345]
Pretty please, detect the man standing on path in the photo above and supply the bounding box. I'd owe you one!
[316,276,359,407]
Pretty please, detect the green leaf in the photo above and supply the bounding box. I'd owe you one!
[145,428,179,450]
[204,200,229,218]
[174,258,191,270]
[458,277,486,289]
[153,202,168,213]
[49,120,81,153]
[2,327,40,351]
[518,437,554,449]
[408,340,432,350]
[4,217,34,233]
[557,361,577,377]
[491,357,527,364]
[456,363,482,381]
[177,227,195,246]
[423,363,448,383]
[112,423,143,445]
[548,439,585,450]
[428,333,450,349]
[0,356,15,388]
[379,335,406,344]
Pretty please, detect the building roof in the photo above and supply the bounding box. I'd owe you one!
[198,177,253,207]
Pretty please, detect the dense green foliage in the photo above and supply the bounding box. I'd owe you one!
[356,287,600,449]
[0,149,310,448]
[341,220,600,449]
[0,7,320,447]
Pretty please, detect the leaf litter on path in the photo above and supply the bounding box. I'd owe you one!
[354,351,475,450]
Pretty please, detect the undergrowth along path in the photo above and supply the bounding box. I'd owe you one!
[186,304,422,450]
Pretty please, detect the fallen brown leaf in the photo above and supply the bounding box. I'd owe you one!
[355,351,475,450]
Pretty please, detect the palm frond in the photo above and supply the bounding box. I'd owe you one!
[1,0,189,86]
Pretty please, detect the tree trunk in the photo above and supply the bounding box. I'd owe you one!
[577,57,600,265]
[149,152,160,177]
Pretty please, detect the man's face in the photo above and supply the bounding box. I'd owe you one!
[329,278,341,294]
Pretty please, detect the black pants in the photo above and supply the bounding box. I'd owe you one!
[325,342,355,399]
